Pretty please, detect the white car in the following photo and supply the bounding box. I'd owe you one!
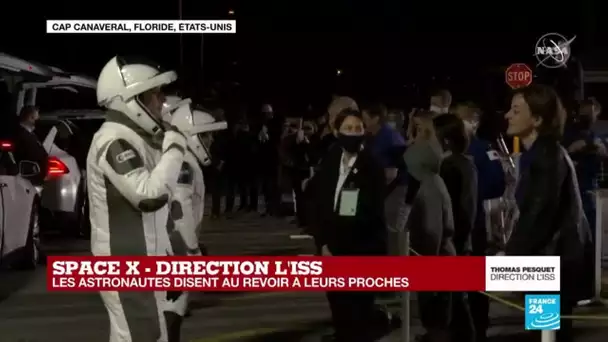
[1,52,97,238]
[0,52,56,268]
[36,110,105,238]
[0,145,41,269]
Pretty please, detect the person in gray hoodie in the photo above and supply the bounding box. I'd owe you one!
[404,121,456,258]
[403,122,457,342]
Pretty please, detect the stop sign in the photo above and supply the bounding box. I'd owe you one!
[505,63,533,89]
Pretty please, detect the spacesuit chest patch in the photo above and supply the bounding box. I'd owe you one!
[106,139,144,175]
[178,162,194,185]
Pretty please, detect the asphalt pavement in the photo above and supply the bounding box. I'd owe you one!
[1,202,608,342]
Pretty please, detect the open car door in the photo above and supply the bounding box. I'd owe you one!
[42,126,57,154]
[0,52,56,117]
[17,72,96,114]
[0,52,55,79]
[20,74,96,91]
[37,111,105,169]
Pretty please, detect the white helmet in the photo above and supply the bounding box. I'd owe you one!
[96,56,177,135]
[163,97,228,166]
[162,95,191,122]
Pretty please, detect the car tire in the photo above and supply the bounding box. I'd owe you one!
[17,200,41,270]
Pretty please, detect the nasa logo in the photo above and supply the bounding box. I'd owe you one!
[534,33,576,69]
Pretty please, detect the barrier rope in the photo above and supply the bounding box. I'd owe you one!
[406,247,608,321]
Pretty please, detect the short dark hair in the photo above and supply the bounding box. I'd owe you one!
[432,114,469,154]
[430,89,452,107]
[19,106,38,122]
[361,102,387,120]
[512,84,564,138]
[334,108,363,130]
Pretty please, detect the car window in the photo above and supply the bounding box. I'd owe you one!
[62,119,105,168]
[33,119,74,152]
[70,119,104,144]
[0,151,18,176]
[33,120,57,143]
[54,121,74,151]
[0,79,9,111]
[35,86,98,113]
[0,80,15,138]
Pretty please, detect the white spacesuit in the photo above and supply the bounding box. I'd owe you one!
[86,56,187,342]
[161,96,227,317]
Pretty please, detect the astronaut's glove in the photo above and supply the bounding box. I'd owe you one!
[162,127,187,154]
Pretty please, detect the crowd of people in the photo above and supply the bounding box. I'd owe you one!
[82,55,601,342]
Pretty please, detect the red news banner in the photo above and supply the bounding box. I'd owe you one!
[47,256,486,292]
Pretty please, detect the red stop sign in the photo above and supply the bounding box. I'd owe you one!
[505,63,533,89]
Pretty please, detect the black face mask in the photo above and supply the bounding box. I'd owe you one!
[337,133,364,153]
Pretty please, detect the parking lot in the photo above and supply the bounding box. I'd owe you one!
[0,205,608,342]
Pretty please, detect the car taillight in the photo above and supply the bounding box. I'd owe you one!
[0,140,13,151]
[47,156,69,178]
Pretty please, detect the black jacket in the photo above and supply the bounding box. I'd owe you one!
[225,130,258,175]
[440,154,478,255]
[310,133,337,167]
[506,137,593,302]
[285,134,314,179]
[311,145,387,256]
[256,117,283,167]
[12,125,48,185]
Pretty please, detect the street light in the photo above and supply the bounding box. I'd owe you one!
[336,69,342,76]
[228,9,235,15]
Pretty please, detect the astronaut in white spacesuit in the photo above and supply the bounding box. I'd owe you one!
[161,96,227,321]
[86,56,187,342]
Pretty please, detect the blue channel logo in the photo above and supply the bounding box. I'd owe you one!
[525,294,560,330]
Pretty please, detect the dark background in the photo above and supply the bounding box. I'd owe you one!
[0,0,604,115]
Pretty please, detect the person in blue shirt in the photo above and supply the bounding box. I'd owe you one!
[452,102,506,342]
[361,102,408,256]
[362,103,407,191]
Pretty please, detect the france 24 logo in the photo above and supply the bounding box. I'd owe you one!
[525,294,560,330]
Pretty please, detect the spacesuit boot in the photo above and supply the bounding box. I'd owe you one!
[164,311,183,342]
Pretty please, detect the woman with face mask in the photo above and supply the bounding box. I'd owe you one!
[310,108,387,342]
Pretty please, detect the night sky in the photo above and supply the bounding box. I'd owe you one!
[2,0,603,112]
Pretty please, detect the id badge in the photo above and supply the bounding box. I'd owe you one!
[339,189,359,217]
